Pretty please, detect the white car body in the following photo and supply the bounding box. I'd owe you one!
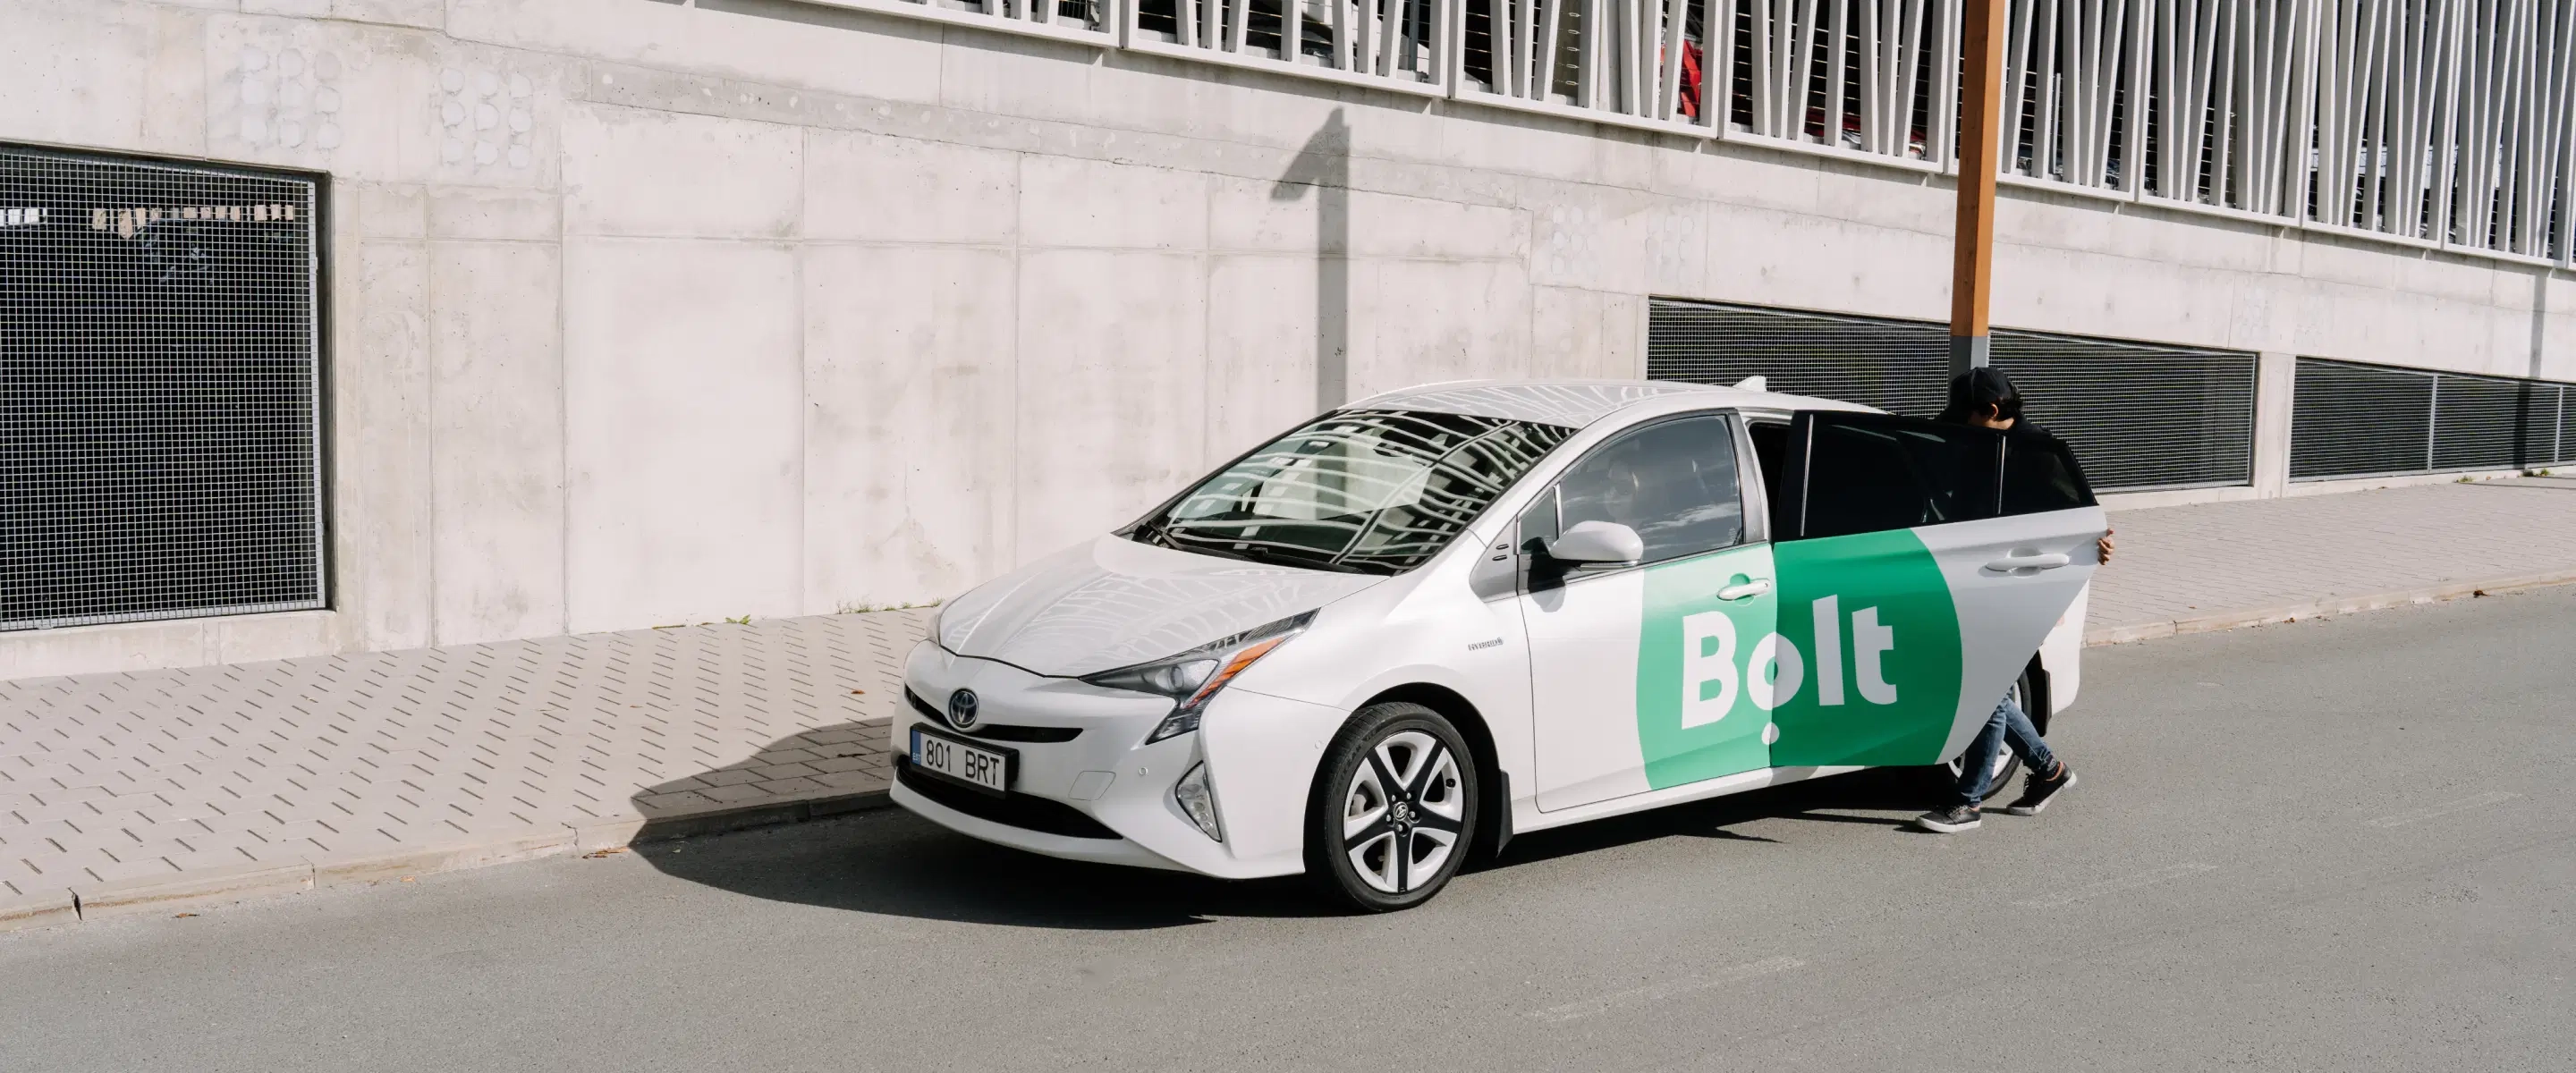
[892,380,2106,881]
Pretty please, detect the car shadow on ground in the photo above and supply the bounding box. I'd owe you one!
[627,726,1953,930]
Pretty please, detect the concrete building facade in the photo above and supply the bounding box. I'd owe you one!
[5,0,2575,680]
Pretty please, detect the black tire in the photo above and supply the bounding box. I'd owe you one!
[1304,703,1479,913]
[1934,667,2037,799]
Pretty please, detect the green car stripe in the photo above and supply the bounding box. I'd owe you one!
[1634,529,1965,790]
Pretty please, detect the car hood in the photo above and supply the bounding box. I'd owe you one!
[936,536,1385,678]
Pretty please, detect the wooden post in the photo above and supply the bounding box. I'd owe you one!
[1951,0,2010,376]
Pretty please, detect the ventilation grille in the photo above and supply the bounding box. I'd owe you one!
[2292,359,2572,479]
[1647,300,2258,492]
[1647,300,1951,417]
[0,145,325,632]
[2563,387,2576,465]
[1989,332,2256,491]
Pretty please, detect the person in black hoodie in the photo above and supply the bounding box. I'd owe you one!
[1914,368,2113,833]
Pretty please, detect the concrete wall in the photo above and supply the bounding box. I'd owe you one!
[4,0,2574,679]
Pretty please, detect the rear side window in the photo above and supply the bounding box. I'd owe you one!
[2002,431,2097,513]
[1791,413,2003,539]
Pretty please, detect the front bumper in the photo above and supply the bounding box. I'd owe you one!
[894,641,1325,880]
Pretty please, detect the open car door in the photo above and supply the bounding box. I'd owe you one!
[1761,411,2106,769]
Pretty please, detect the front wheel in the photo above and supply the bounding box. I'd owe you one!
[1304,703,1479,913]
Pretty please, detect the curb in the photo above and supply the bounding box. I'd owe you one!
[315,826,578,889]
[0,891,77,932]
[2084,567,2576,646]
[73,862,315,921]
[1,790,894,935]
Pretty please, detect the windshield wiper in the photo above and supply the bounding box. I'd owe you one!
[1220,544,1375,574]
[1152,528,1374,574]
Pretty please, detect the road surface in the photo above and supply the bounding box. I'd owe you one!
[6,586,2572,1072]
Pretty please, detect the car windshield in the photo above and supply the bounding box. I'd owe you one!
[1133,410,1575,575]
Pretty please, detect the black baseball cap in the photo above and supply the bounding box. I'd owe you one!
[1940,367,2023,423]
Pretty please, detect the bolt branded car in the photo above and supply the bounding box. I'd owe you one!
[893,380,2104,910]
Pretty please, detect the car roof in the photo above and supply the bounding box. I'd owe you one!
[1343,378,1880,428]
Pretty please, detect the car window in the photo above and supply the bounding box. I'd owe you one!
[1798,414,2002,539]
[1548,414,1746,564]
[1139,410,1574,575]
[1746,420,1791,531]
[2001,431,2096,514]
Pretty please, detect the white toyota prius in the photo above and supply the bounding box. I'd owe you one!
[893,380,2106,910]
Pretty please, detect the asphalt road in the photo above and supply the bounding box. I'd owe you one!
[7,586,2574,1072]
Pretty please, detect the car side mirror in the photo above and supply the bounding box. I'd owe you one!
[1545,520,1645,564]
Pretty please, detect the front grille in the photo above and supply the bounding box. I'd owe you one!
[895,760,1122,840]
[904,687,1083,742]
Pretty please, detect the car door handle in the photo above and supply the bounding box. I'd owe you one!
[1716,579,1773,600]
[1985,553,2072,572]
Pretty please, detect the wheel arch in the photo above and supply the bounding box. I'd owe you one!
[1354,682,1513,860]
[2023,654,2055,736]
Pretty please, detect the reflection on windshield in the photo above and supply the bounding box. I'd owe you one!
[1135,410,1574,575]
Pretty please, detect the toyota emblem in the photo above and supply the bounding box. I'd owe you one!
[945,689,980,731]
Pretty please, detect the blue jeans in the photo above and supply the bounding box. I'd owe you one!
[1953,691,2057,807]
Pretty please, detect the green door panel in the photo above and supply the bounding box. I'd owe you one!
[1631,544,1778,790]
[1765,529,1964,768]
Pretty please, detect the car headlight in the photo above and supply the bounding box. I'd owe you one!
[1082,611,1317,743]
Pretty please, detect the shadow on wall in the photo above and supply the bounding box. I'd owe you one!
[1276,109,1351,412]
[626,722,1953,929]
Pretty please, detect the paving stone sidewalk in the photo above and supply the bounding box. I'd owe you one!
[4,477,2574,925]
[2089,476,2576,635]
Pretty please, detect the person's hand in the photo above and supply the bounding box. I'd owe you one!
[2097,527,2116,564]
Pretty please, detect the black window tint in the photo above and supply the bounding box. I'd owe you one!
[1747,420,1791,526]
[1553,415,1746,563]
[2002,432,2096,514]
[1799,415,2003,539]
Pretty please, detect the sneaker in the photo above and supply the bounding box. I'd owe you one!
[1914,804,1981,833]
[2003,762,2075,816]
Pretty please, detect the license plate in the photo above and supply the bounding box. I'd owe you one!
[909,726,1013,795]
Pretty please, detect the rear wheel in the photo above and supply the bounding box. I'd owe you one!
[1305,703,1479,913]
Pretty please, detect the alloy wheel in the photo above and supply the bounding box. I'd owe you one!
[1339,730,1467,895]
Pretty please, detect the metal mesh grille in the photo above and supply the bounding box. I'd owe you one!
[1646,300,1949,416]
[2292,359,2573,479]
[1646,300,2258,492]
[2560,386,2575,465]
[2431,375,2550,471]
[2290,360,2434,478]
[1988,332,2256,491]
[0,145,324,632]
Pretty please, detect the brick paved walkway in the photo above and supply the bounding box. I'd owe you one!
[0,610,925,909]
[4,477,2573,923]
[2089,477,2576,632]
